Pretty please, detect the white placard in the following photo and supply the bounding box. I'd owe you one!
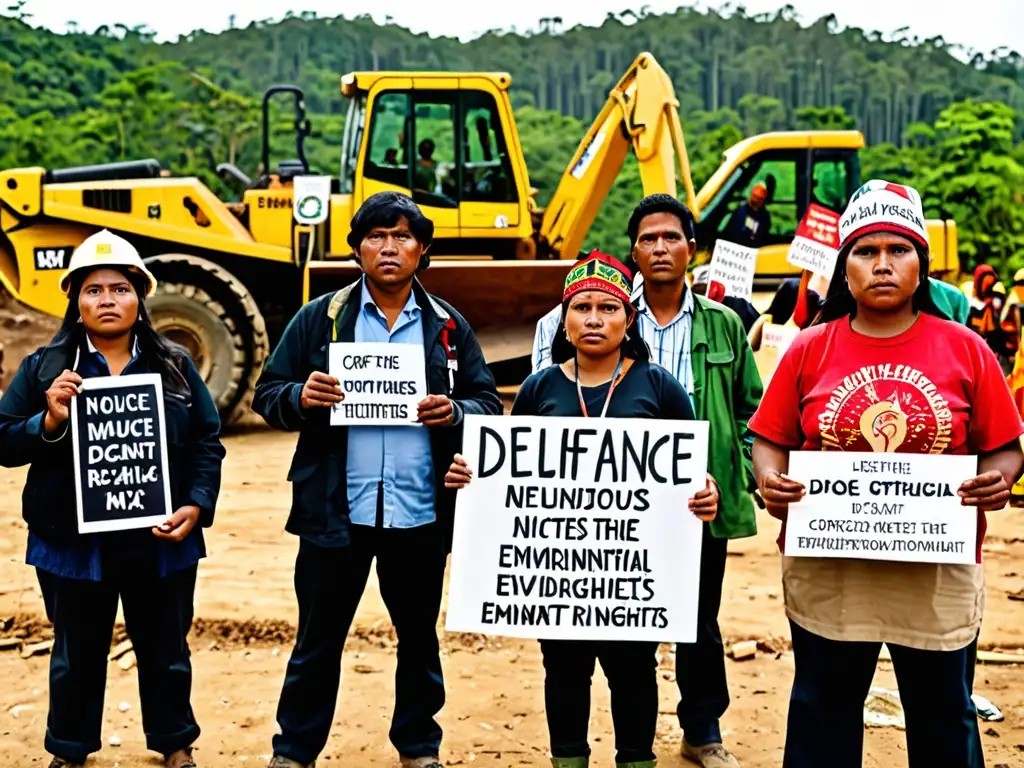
[784,451,980,564]
[446,415,709,643]
[708,240,758,301]
[328,342,427,426]
[786,203,841,278]
[787,236,839,279]
[293,175,332,225]
[762,322,799,355]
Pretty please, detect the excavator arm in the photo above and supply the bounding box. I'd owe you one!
[537,52,698,259]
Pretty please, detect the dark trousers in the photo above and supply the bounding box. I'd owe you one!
[272,523,447,764]
[784,620,985,768]
[675,522,729,746]
[37,564,199,763]
[539,639,659,763]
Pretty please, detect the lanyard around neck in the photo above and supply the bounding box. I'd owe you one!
[575,353,625,419]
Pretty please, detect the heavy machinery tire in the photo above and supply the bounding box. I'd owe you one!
[144,254,268,427]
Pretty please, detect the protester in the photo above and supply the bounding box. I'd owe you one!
[532,270,643,374]
[0,230,224,768]
[626,195,761,768]
[253,191,501,768]
[446,249,718,768]
[967,263,1015,371]
[533,195,761,768]
[748,179,1024,768]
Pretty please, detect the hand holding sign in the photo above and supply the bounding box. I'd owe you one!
[958,470,1011,511]
[759,470,806,520]
[300,371,344,410]
[418,394,454,427]
[445,452,472,488]
[152,504,201,542]
[44,369,83,433]
[688,474,720,521]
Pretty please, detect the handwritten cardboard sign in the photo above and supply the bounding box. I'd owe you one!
[71,374,172,534]
[784,451,979,565]
[328,342,427,426]
[787,204,841,278]
[708,240,758,301]
[446,415,709,643]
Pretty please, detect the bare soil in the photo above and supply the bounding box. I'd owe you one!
[0,298,1022,768]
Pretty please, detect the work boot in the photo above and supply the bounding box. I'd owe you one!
[399,757,444,768]
[267,757,315,768]
[617,762,657,768]
[165,747,198,768]
[550,758,589,768]
[682,740,740,768]
[48,759,83,768]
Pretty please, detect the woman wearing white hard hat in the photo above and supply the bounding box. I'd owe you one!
[0,230,224,768]
[747,181,1024,768]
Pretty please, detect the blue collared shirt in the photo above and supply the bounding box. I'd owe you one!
[25,335,205,581]
[346,278,436,528]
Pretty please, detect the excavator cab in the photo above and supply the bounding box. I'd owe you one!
[333,73,535,259]
[691,133,863,287]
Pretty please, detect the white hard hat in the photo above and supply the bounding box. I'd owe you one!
[59,229,157,297]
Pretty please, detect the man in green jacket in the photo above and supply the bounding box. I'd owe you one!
[625,194,762,768]
[530,194,763,768]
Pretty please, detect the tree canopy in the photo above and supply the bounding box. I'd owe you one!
[2,6,1023,274]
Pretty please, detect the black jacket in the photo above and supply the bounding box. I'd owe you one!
[252,278,502,550]
[0,338,225,540]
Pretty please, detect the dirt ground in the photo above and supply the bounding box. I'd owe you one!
[0,297,1022,767]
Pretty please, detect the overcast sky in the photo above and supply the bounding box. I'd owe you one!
[18,0,1023,57]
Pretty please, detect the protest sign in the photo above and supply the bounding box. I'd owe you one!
[71,374,172,534]
[446,415,709,643]
[787,204,840,278]
[707,240,758,301]
[753,322,801,383]
[328,342,427,426]
[784,451,979,565]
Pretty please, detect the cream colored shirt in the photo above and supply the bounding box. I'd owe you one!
[782,557,983,651]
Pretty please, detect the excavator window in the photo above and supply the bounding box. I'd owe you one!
[810,150,859,214]
[363,88,517,208]
[461,91,516,204]
[699,150,807,249]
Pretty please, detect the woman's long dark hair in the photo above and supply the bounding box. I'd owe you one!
[48,268,192,396]
[815,243,950,325]
[550,299,651,365]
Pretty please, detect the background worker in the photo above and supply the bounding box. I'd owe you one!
[725,183,771,248]
[0,230,224,768]
[446,250,718,768]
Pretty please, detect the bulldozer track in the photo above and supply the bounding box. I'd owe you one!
[146,254,269,426]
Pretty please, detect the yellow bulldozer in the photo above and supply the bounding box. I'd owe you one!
[0,53,960,424]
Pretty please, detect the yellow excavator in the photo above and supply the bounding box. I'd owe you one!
[0,53,959,423]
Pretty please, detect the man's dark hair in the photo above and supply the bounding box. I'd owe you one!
[626,193,697,247]
[346,191,435,260]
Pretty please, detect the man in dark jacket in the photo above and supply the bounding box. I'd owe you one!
[254,192,501,768]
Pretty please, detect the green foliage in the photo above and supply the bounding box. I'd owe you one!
[1,9,1024,270]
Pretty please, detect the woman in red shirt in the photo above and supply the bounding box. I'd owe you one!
[748,180,1024,768]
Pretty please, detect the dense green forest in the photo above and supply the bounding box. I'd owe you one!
[1,5,1024,273]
